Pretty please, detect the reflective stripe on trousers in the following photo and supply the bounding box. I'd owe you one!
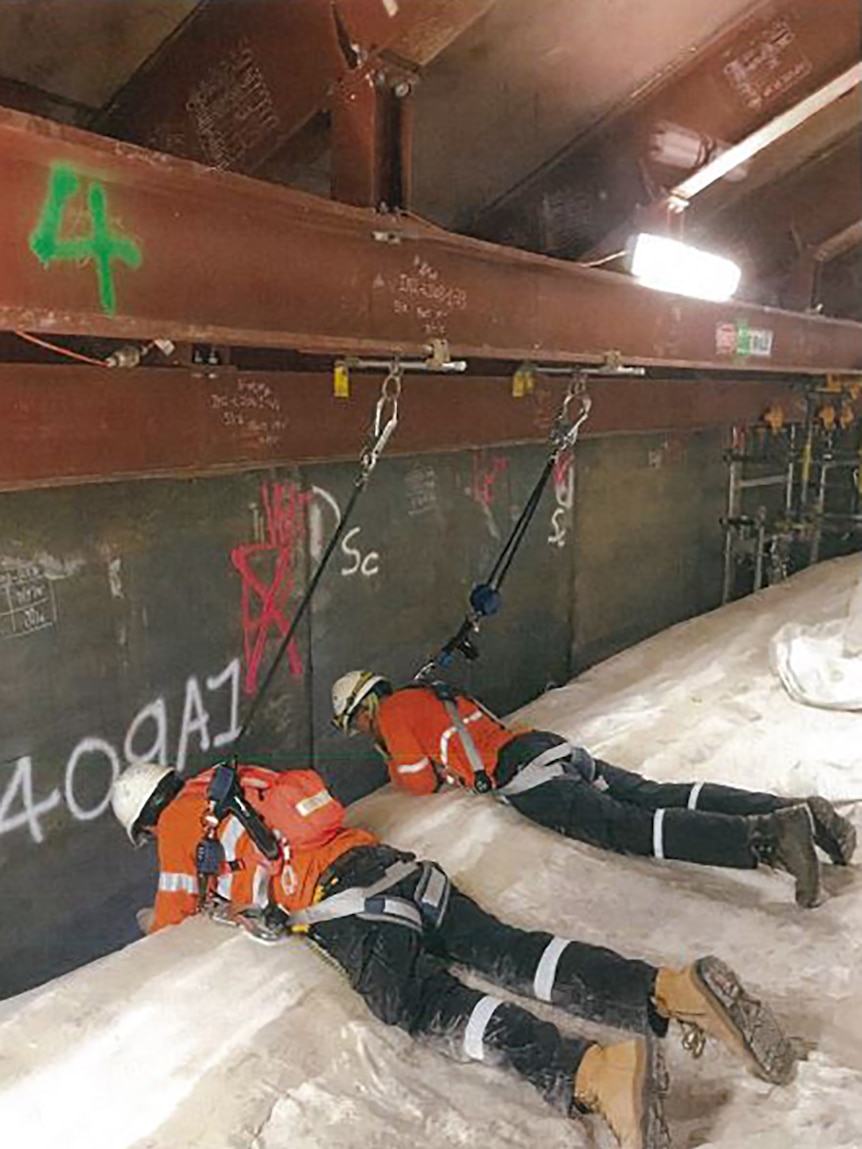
[463,995,503,1061]
[533,937,571,1003]
[653,808,666,859]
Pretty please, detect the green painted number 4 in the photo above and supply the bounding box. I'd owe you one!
[29,164,142,316]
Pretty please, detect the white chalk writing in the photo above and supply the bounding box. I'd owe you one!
[186,37,279,169]
[308,485,381,579]
[723,18,812,112]
[405,466,438,517]
[0,563,57,640]
[0,658,242,846]
[210,377,288,448]
[392,256,468,337]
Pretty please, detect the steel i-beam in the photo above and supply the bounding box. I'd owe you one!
[1,107,861,374]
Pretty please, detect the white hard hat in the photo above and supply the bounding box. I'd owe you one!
[331,670,390,733]
[111,762,176,844]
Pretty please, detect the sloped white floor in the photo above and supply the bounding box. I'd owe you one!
[2,555,861,1149]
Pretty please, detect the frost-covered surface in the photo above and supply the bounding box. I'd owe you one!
[2,555,862,1149]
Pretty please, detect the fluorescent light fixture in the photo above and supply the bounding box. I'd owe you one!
[631,233,741,301]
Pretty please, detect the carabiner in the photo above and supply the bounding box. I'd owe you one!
[374,362,402,443]
[551,372,591,453]
[360,363,402,478]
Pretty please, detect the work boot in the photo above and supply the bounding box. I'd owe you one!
[573,1036,670,1149]
[747,804,820,907]
[805,796,856,866]
[653,956,797,1085]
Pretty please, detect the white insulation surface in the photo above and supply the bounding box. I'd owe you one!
[2,555,862,1149]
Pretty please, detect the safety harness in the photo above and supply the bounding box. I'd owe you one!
[196,763,282,910]
[413,678,587,798]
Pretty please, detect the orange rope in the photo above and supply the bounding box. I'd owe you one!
[14,330,109,367]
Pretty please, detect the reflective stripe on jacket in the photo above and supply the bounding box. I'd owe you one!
[376,687,521,793]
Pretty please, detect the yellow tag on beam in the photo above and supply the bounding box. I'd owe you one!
[334,361,350,399]
[512,365,535,398]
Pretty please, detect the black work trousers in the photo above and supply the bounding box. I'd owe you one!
[309,844,660,1115]
[503,734,785,868]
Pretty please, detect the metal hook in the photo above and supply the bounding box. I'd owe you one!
[361,364,402,477]
[373,362,401,441]
[551,372,591,453]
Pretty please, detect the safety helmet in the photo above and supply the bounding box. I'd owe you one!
[111,762,179,845]
[331,670,391,733]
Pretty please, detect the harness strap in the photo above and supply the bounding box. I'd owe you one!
[286,858,421,929]
[414,861,451,929]
[359,895,424,933]
[495,742,571,797]
[440,698,493,793]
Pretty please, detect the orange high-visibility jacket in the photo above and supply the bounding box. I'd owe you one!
[376,686,521,794]
[151,765,376,933]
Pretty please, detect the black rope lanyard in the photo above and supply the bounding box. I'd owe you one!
[419,372,591,675]
[232,367,402,753]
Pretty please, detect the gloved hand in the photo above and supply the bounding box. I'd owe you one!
[565,746,598,784]
[136,906,155,934]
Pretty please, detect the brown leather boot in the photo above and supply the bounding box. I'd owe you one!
[653,956,797,1085]
[747,804,821,907]
[806,796,856,865]
[573,1037,670,1149]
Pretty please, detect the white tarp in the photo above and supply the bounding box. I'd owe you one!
[2,554,862,1149]
[771,567,862,711]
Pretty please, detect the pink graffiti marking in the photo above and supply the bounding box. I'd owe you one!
[231,481,310,695]
[552,453,573,491]
[472,454,510,509]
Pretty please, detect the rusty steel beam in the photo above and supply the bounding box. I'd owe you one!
[670,63,862,203]
[1,107,860,374]
[96,0,495,202]
[702,132,862,309]
[0,362,804,491]
[476,0,861,259]
[815,221,862,265]
[0,75,90,127]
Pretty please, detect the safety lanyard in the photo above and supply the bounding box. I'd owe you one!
[419,372,590,674]
[233,367,402,752]
[196,369,401,908]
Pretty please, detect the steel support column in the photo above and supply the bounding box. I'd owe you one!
[330,70,413,209]
[1,108,861,373]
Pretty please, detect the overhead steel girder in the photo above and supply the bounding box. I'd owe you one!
[1,107,861,375]
[96,0,496,181]
[0,363,804,491]
[476,0,861,262]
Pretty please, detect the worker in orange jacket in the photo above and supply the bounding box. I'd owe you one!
[112,760,798,1149]
[330,671,856,908]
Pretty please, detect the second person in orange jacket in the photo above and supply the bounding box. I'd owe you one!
[330,670,856,908]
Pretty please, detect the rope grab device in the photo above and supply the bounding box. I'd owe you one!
[416,368,592,678]
[416,353,648,678]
